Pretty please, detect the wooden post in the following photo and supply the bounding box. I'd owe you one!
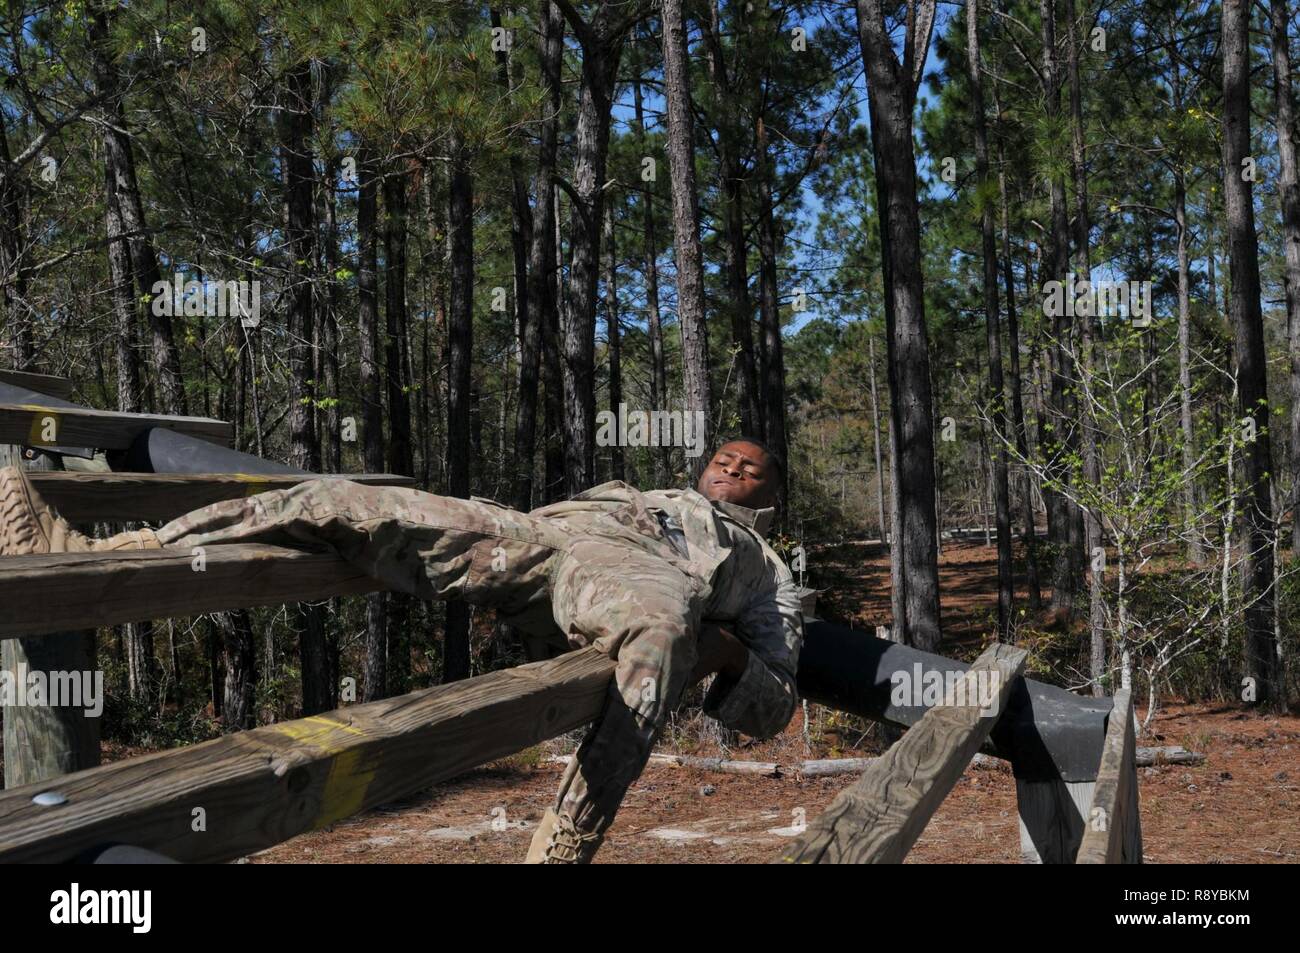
[1076,688,1143,863]
[1,445,101,787]
[1015,776,1095,863]
[775,642,1027,863]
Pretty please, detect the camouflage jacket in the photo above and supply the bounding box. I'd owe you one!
[528,480,803,739]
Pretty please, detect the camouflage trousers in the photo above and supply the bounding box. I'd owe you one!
[155,479,709,837]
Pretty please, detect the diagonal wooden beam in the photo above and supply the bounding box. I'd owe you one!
[26,471,417,523]
[1075,689,1143,864]
[0,647,617,863]
[0,401,231,450]
[774,642,1027,864]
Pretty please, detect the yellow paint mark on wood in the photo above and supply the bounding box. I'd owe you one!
[274,715,366,752]
[313,748,374,829]
[270,717,375,829]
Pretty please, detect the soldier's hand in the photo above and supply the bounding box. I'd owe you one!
[691,625,748,684]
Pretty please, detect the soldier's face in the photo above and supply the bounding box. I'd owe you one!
[697,441,776,509]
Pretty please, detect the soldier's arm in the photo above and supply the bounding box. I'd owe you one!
[701,545,803,739]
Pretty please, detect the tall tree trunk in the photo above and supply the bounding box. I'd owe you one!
[383,165,414,694]
[1065,0,1105,692]
[756,118,789,502]
[1174,173,1202,563]
[856,0,942,652]
[967,0,1013,639]
[0,113,34,370]
[514,2,561,512]
[443,140,475,683]
[1270,0,1300,555]
[633,70,672,485]
[322,155,342,473]
[1039,0,1078,617]
[543,188,566,503]
[89,1,186,414]
[358,148,388,702]
[554,3,629,494]
[1223,0,1281,707]
[869,332,887,541]
[996,151,1041,610]
[603,203,625,480]
[703,0,761,436]
[661,0,714,484]
[281,60,329,715]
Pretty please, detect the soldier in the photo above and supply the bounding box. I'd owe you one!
[0,437,802,863]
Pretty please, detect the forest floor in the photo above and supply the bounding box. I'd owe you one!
[241,538,1300,864]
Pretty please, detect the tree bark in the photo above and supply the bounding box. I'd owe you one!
[553,1,636,495]
[633,70,672,485]
[996,150,1041,610]
[661,0,714,484]
[856,0,942,651]
[358,148,388,703]
[1064,0,1105,692]
[967,0,1013,639]
[514,2,562,512]
[603,203,624,480]
[704,0,761,437]
[444,140,475,683]
[1270,0,1300,555]
[89,1,186,414]
[1038,0,1078,618]
[1222,0,1281,707]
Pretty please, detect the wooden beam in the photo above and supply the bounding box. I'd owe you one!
[26,471,417,523]
[1076,689,1143,864]
[774,642,1027,864]
[0,369,74,400]
[0,402,231,450]
[0,545,382,638]
[0,647,617,863]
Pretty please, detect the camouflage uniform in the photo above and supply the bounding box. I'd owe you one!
[154,478,803,838]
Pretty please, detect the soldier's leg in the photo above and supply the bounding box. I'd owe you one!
[155,480,566,612]
[543,538,704,845]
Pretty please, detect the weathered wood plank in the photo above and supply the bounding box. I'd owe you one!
[1016,777,1094,863]
[0,647,617,863]
[0,401,231,450]
[26,471,417,523]
[0,369,73,400]
[774,642,1027,864]
[0,545,381,638]
[1076,689,1143,864]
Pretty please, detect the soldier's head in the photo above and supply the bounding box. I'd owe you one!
[696,437,783,511]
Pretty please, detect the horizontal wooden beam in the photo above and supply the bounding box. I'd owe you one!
[0,402,231,451]
[28,471,417,523]
[1075,689,1143,864]
[0,369,73,400]
[774,642,1027,864]
[0,545,382,637]
[0,647,616,863]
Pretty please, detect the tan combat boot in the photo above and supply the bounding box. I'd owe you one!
[0,466,161,556]
[524,807,604,864]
